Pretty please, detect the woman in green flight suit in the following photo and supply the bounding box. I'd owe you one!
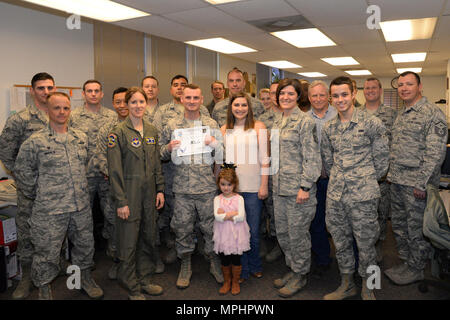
[107,87,165,300]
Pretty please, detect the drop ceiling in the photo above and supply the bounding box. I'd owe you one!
[22,0,450,78]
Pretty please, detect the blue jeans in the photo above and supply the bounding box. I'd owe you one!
[240,192,263,279]
[310,178,332,266]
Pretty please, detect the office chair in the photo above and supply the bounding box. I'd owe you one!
[419,185,450,295]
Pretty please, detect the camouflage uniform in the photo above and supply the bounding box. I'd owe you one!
[70,105,117,243]
[143,100,160,125]
[0,102,48,266]
[361,103,398,241]
[271,107,322,275]
[14,125,94,287]
[212,96,265,128]
[152,101,211,232]
[107,117,164,294]
[159,113,223,258]
[387,97,447,270]
[321,107,389,277]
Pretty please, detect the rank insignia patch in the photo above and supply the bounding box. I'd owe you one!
[145,137,156,144]
[107,134,117,148]
[435,121,447,138]
[131,137,141,147]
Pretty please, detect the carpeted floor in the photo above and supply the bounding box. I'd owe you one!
[1,220,449,301]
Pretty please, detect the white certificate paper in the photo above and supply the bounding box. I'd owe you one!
[174,126,213,157]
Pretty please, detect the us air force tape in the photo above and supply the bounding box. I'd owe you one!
[107,134,117,148]
[145,137,156,144]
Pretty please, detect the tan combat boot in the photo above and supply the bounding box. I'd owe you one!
[38,284,53,300]
[273,271,294,289]
[176,254,192,289]
[12,264,32,300]
[361,278,376,300]
[141,282,164,296]
[81,269,104,299]
[128,290,146,300]
[278,272,307,298]
[323,273,358,300]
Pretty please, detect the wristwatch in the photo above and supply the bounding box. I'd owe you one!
[300,186,310,192]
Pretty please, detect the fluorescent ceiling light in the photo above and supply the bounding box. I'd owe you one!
[204,0,241,3]
[271,28,336,48]
[380,17,437,42]
[321,57,359,66]
[185,38,256,54]
[397,67,422,73]
[345,70,372,76]
[391,52,427,63]
[21,0,150,22]
[298,72,327,78]
[260,61,302,69]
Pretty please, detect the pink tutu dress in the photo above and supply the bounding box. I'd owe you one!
[213,194,250,255]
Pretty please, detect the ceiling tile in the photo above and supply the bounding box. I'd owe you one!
[217,0,299,21]
[321,24,383,45]
[226,32,294,51]
[301,46,349,58]
[342,43,388,56]
[367,0,445,20]
[163,7,262,36]
[286,0,369,27]
[385,39,432,53]
[113,15,211,42]
[434,16,450,38]
[445,1,450,15]
[115,0,209,15]
[430,37,450,54]
[229,51,279,62]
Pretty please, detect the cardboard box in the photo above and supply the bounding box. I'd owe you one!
[0,241,18,292]
[0,205,17,245]
[0,214,16,245]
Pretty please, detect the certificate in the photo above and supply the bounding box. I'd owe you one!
[173,126,213,157]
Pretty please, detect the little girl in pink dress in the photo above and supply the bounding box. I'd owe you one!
[213,165,250,295]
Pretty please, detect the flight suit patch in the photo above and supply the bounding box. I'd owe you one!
[107,134,117,148]
[131,137,141,147]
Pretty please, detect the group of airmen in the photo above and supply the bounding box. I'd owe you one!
[0,66,447,300]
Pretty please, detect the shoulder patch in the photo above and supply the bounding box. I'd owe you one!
[131,137,141,147]
[107,133,117,148]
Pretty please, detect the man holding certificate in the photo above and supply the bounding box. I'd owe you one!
[159,84,224,289]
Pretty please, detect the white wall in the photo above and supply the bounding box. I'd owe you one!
[218,54,257,88]
[0,2,94,177]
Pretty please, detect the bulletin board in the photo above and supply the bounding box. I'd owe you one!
[9,85,83,115]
